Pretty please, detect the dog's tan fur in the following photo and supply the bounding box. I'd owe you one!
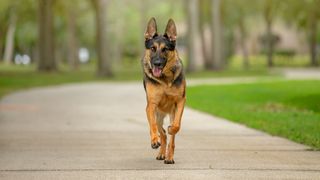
[142,18,186,164]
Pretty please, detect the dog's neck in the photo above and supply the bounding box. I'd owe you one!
[162,59,182,86]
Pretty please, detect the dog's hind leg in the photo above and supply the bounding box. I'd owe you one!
[156,111,167,160]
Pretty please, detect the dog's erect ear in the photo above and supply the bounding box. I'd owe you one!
[164,19,177,41]
[145,17,157,40]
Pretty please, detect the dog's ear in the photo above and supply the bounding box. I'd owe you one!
[145,17,157,40]
[164,19,177,41]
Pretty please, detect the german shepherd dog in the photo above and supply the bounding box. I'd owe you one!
[141,18,186,164]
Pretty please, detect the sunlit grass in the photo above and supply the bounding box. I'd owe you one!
[187,80,320,149]
[186,68,274,79]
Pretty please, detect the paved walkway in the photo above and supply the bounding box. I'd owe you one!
[282,68,320,79]
[0,82,320,179]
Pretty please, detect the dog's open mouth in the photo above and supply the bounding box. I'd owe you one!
[152,67,162,77]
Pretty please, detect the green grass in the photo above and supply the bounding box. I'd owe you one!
[0,63,144,99]
[187,80,320,149]
[0,60,276,99]
[186,68,275,79]
[0,65,94,98]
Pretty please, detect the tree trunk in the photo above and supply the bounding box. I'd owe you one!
[32,45,38,64]
[0,33,5,62]
[266,19,274,67]
[186,0,199,72]
[139,0,147,54]
[3,12,16,64]
[38,0,56,71]
[110,0,125,68]
[92,0,113,77]
[238,18,249,69]
[199,0,212,69]
[113,8,123,67]
[0,43,3,62]
[211,0,222,70]
[309,11,318,66]
[66,8,79,70]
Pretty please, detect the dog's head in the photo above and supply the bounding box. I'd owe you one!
[144,18,177,78]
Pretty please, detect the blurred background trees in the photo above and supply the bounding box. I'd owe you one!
[91,0,113,76]
[186,0,199,72]
[282,0,320,67]
[0,0,319,77]
[38,0,56,71]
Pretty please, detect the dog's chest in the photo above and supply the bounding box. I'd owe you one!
[156,88,180,112]
[158,94,176,113]
[162,86,181,97]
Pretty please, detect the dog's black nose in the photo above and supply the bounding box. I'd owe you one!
[153,62,162,67]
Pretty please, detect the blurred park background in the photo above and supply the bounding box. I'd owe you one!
[0,0,320,148]
[0,0,319,77]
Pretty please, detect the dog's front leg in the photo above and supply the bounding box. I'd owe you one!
[146,102,160,149]
[164,133,175,164]
[168,98,185,135]
[165,98,185,164]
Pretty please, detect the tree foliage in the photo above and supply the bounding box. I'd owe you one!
[0,0,319,72]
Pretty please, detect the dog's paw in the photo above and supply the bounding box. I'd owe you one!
[151,141,161,149]
[164,159,175,164]
[156,154,165,160]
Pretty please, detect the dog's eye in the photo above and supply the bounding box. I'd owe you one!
[161,48,168,53]
[150,47,156,52]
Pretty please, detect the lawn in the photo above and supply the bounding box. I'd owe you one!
[187,80,320,149]
[0,62,274,99]
[0,63,145,98]
[0,65,95,99]
[185,68,274,79]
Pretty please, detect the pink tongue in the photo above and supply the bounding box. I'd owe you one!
[152,67,162,77]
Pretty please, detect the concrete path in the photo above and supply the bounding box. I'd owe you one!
[282,68,320,79]
[0,82,320,179]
